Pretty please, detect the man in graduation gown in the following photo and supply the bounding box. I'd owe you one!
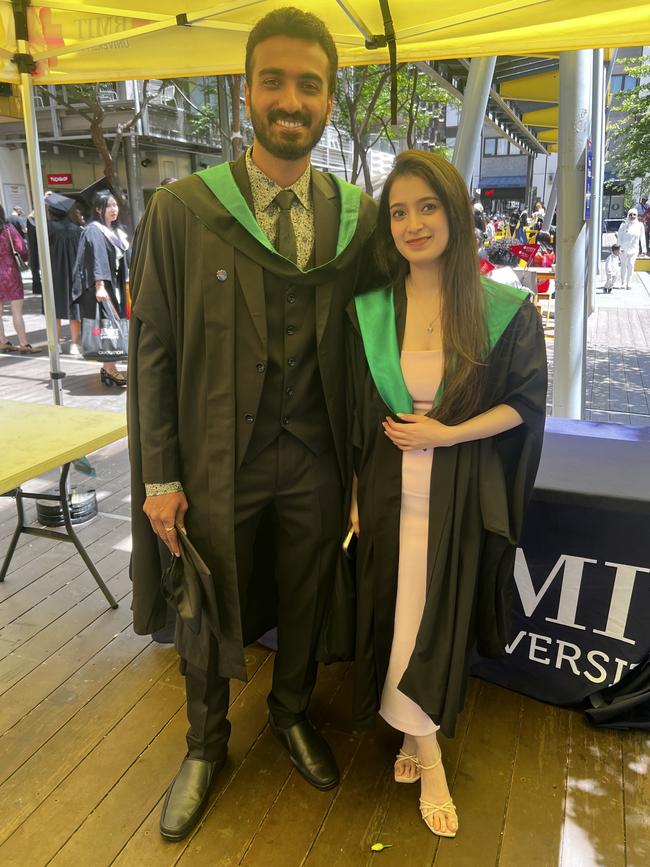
[127,8,376,841]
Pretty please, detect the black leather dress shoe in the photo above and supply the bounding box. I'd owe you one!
[269,716,339,791]
[159,756,224,841]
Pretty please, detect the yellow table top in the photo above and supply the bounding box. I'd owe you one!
[0,400,127,494]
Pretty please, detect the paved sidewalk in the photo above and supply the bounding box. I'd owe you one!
[2,269,650,424]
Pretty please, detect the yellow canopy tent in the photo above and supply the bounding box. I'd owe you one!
[1,1,649,84]
[0,0,649,405]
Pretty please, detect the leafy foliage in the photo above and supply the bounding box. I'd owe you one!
[332,64,456,193]
[607,57,650,198]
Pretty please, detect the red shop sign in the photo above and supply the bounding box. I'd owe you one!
[47,173,72,185]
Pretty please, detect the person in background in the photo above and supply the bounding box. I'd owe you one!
[345,150,547,840]
[0,204,41,354]
[45,193,84,347]
[616,208,647,290]
[72,191,129,385]
[516,205,529,242]
[531,201,545,231]
[633,194,648,217]
[9,206,27,237]
[634,195,649,249]
[604,243,621,293]
[507,209,519,239]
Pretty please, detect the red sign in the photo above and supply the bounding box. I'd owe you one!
[510,243,540,264]
[47,173,72,185]
[479,259,495,275]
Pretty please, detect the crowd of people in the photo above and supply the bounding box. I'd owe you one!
[472,200,548,247]
[125,7,547,847]
[0,188,130,387]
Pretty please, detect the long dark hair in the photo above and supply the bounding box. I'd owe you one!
[92,191,118,228]
[374,150,487,424]
[0,204,6,228]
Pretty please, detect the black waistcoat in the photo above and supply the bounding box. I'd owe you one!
[231,159,340,468]
[236,250,332,465]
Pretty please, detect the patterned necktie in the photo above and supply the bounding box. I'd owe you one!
[274,189,297,264]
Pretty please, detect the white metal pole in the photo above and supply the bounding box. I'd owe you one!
[18,68,64,405]
[452,57,497,188]
[587,50,605,315]
[542,174,558,231]
[553,50,592,419]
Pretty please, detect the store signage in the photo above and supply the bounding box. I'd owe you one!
[47,173,72,185]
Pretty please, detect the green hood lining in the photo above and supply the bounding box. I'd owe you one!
[196,162,362,273]
[354,276,529,415]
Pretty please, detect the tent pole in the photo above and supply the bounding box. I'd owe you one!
[18,70,64,405]
[452,56,497,188]
[542,174,558,231]
[553,50,592,420]
[587,49,605,316]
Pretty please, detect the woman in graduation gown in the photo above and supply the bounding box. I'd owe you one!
[347,151,547,838]
[72,191,129,386]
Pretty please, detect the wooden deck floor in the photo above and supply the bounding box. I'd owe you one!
[1,440,649,867]
[1,275,650,865]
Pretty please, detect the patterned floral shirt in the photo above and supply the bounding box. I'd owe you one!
[245,146,314,270]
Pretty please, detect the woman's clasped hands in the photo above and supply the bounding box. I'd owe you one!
[383,414,458,451]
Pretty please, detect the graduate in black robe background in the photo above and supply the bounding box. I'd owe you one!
[345,151,547,839]
[45,193,83,344]
[72,191,129,386]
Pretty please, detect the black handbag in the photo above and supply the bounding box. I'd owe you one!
[81,300,128,361]
[5,225,28,271]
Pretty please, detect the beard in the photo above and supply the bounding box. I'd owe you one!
[249,104,328,161]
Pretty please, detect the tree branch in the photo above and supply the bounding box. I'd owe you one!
[35,84,94,124]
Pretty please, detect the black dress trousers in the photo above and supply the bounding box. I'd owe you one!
[185,433,343,759]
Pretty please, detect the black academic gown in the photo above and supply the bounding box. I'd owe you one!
[72,221,128,318]
[127,157,377,681]
[48,215,83,319]
[347,281,547,737]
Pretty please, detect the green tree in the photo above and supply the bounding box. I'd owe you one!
[36,80,170,220]
[607,57,650,200]
[186,75,245,160]
[332,64,456,194]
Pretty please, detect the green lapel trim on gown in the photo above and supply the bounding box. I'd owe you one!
[355,276,529,415]
[354,287,414,415]
[480,275,530,350]
[196,162,361,272]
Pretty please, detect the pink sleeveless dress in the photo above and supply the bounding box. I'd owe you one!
[379,350,444,736]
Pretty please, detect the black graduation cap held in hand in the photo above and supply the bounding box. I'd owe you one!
[161,527,220,639]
